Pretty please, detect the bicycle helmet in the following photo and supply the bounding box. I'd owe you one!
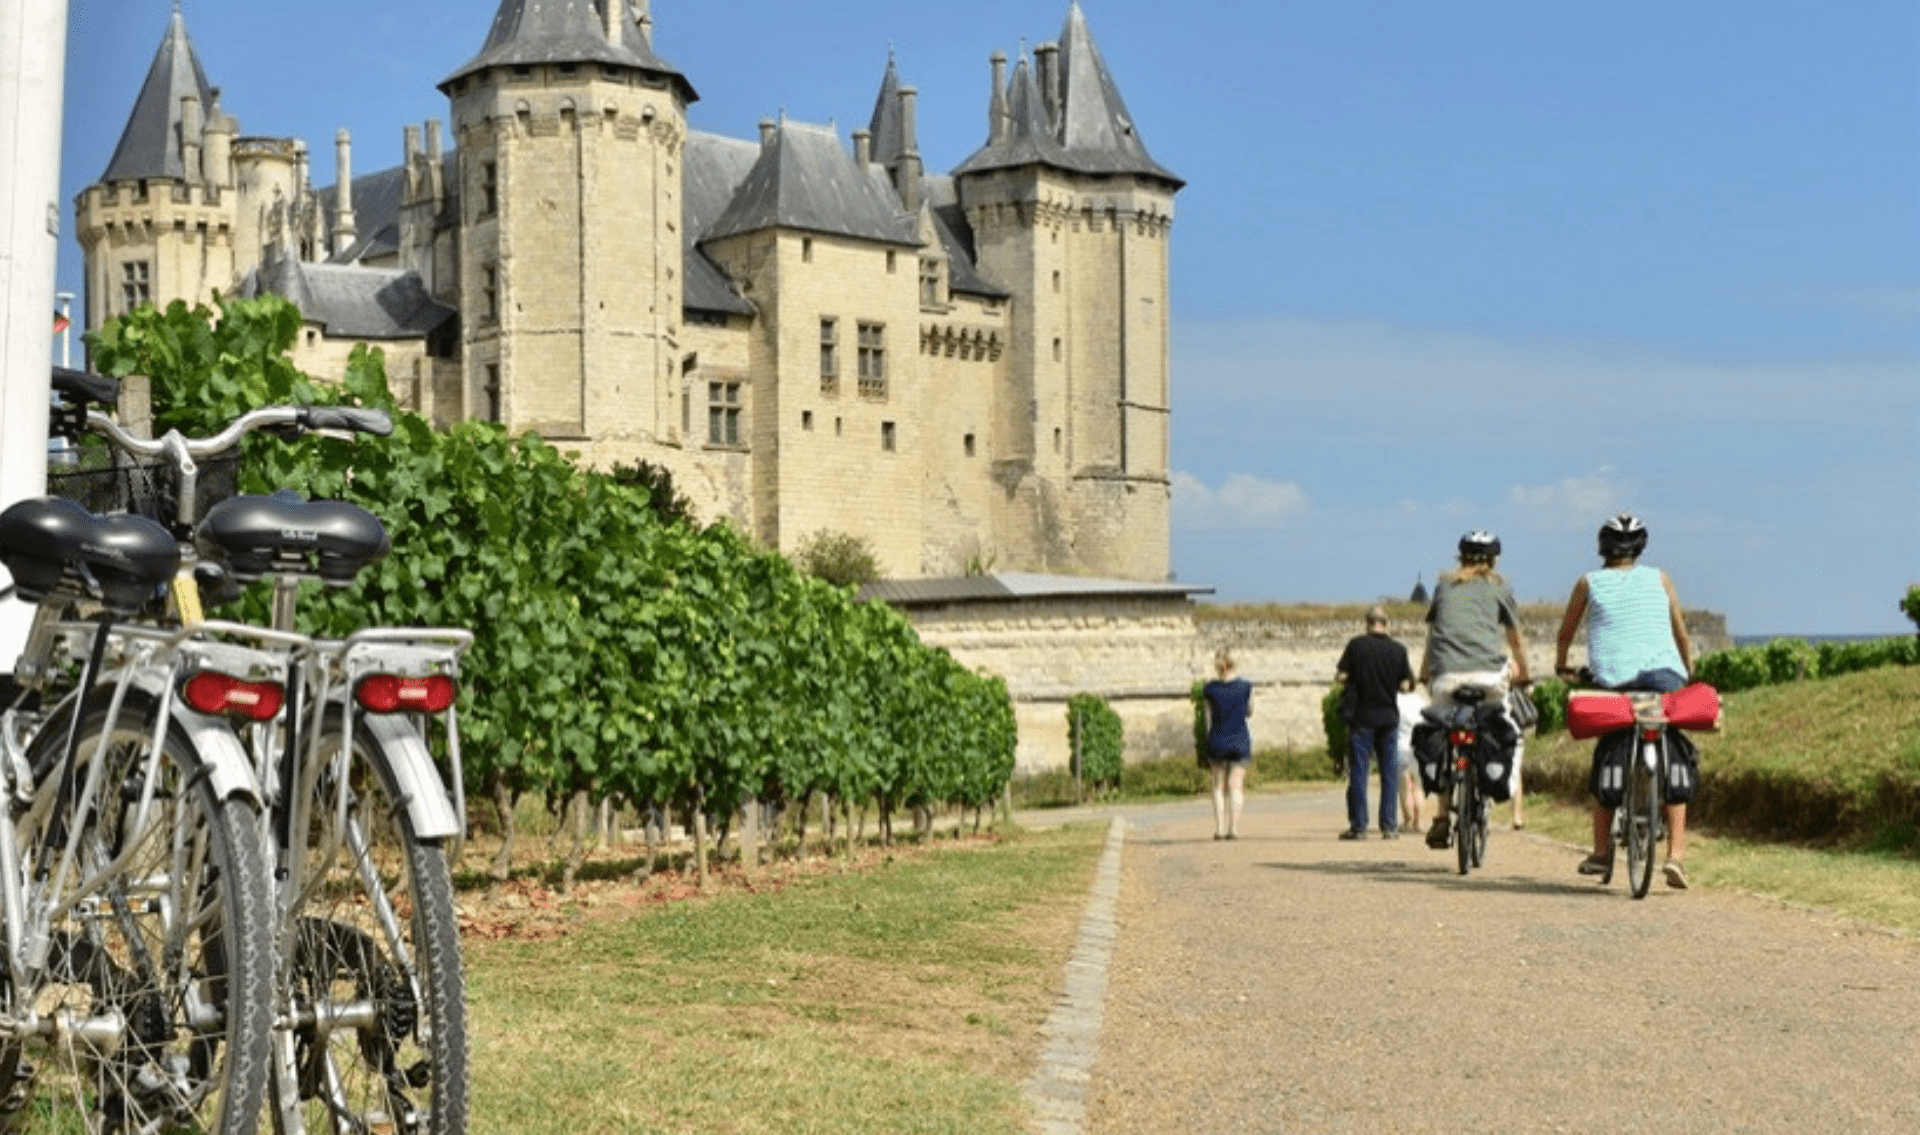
[1598,513,1648,560]
[1457,529,1502,562]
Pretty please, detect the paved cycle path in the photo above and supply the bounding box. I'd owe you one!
[1024,791,1918,1135]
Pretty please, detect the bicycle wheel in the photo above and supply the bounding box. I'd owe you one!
[1625,739,1660,900]
[6,691,274,1135]
[1469,785,1489,869]
[269,715,467,1135]
[1454,755,1475,876]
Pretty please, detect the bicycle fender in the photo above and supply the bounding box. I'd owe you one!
[359,713,462,841]
[166,704,265,809]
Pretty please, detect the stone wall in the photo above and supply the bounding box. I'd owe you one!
[905,601,1732,773]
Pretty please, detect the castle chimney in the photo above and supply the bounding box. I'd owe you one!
[334,128,358,255]
[636,0,653,50]
[1036,42,1061,131]
[603,0,621,43]
[204,88,234,188]
[989,51,1008,144]
[180,94,203,184]
[895,86,923,213]
[853,129,871,167]
[425,119,445,205]
[758,119,777,148]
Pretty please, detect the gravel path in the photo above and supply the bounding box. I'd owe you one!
[1027,791,1919,1135]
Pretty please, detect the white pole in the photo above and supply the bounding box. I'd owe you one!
[0,0,71,661]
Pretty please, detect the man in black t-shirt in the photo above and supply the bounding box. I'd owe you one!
[1335,607,1416,839]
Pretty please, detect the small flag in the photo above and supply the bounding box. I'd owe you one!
[52,310,70,334]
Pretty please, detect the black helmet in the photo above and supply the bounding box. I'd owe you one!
[1598,513,1648,559]
[1457,529,1502,561]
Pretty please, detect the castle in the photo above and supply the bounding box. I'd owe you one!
[74,0,1182,583]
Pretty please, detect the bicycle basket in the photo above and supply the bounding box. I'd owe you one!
[46,450,241,531]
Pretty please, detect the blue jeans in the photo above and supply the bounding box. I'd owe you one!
[1348,723,1399,833]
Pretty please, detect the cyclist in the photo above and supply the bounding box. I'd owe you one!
[1419,530,1531,849]
[1554,513,1697,888]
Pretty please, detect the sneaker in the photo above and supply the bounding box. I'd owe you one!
[1664,860,1689,889]
[1379,827,1400,840]
[1425,818,1451,849]
[1577,854,1611,877]
[1338,828,1367,841]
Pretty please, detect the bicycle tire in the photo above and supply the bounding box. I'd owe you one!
[6,691,275,1135]
[1625,739,1659,900]
[1454,753,1474,876]
[1470,785,1489,869]
[268,715,468,1135]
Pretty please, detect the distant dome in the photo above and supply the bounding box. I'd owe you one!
[1409,577,1429,604]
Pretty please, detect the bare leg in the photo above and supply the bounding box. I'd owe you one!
[1667,803,1687,862]
[1591,804,1612,856]
[1227,764,1247,837]
[1210,763,1229,837]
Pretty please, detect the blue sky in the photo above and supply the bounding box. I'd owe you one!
[55,1,1920,635]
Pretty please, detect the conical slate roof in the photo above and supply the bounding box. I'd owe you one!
[443,0,695,101]
[955,1,1179,187]
[868,55,907,166]
[100,2,215,183]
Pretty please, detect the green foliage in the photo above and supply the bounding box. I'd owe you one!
[1190,681,1207,764]
[96,294,1019,851]
[1903,585,1920,632]
[1694,635,1917,696]
[1066,694,1123,793]
[607,460,697,529]
[1322,684,1349,769]
[1529,678,1569,734]
[793,530,883,588]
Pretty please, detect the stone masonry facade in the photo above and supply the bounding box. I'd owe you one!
[74,1,1180,585]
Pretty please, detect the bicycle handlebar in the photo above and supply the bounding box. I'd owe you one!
[85,404,391,467]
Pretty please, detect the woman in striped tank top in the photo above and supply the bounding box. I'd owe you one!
[1554,514,1697,887]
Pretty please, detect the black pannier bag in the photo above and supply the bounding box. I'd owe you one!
[1411,720,1450,797]
[1471,703,1520,803]
[1663,728,1700,804]
[1588,731,1634,808]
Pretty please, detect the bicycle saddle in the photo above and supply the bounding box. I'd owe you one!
[196,491,390,586]
[0,496,180,612]
[1448,687,1489,705]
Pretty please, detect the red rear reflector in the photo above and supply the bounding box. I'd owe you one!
[355,673,457,714]
[182,671,285,722]
[1449,730,1476,747]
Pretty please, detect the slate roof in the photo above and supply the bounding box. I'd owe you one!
[954,1,1180,187]
[443,0,695,102]
[237,258,455,341]
[100,3,214,183]
[860,572,1209,608]
[704,120,920,246]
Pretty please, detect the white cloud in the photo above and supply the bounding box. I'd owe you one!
[1172,471,1311,530]
[1504,468,1630,520]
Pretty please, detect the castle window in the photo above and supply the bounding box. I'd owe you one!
[708,381,742,447]
[919,258,942,308]
[1052,337,1063,363]
[482,265,499,322]
[802,238,813,263]
[802,410,814,431]
[857,322,887,398]
[819,317,839,394]
[480,162,498,217]
[964,433,976,457]
[881,421,897,452]
[1052,270,1062,293]
[120,261,150,313]
[485,364,501,423]
[886,250,897,274]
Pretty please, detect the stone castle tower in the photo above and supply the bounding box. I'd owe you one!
[74,0,1183,583]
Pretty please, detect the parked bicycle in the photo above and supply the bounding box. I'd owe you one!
[34,374,474,1133]
[0,484,278,1132]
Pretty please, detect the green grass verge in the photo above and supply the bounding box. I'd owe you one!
[467,824,1107,1135]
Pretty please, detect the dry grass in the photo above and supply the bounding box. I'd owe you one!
[461,825,1105,1135]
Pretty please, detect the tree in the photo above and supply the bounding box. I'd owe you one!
[793,530,882,588]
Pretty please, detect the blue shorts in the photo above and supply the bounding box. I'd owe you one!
[1208,748,1252,767]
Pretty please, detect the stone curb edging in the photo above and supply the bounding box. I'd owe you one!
[1023,816,1126,1135]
